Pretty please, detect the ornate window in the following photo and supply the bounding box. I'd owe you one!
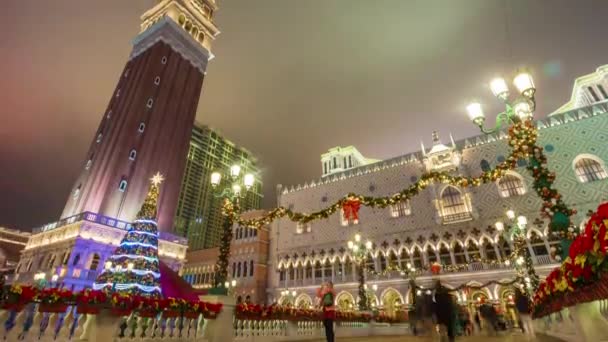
[412,248,423,268]
[482,238,498,261]
[154,76,161,85]
[574,156,607,183]
[497,174,526,197]
[425,245,437,265]
[343,257,353,280]
[146,98,154,108]
[438,244,451,265]
[497,236,512,259]
[439,186,471,223]
[453,243,466,264]
[466,242,481,261]
[129,149,137,161]
[89,254,101,271]
[530,231,548,257]
[390,201,411,218]
[138,122,146,133]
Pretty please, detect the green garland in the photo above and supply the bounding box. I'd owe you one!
[228,118,576,240]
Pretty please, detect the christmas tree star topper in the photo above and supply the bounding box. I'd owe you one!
[151,172,165,185]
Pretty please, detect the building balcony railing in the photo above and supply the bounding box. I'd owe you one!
[31,211,188,245]
[441,211,473,224]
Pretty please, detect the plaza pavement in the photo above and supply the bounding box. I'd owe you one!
[293,333,564,342]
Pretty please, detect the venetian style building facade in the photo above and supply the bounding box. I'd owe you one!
[61,0,219,232]
[267,65,608,315]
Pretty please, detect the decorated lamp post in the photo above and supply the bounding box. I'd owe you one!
[495,210,540,293]
[280,289,298,306]
[347,233,373,311]
[466,72,536,134]
[466,71,577,260]
[211,165,256,290]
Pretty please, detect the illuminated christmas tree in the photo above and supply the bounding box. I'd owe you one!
[93,173,165,297]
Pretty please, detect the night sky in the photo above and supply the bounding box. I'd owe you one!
[2,0,608,230]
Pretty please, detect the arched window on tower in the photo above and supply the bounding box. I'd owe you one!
[574,155,607,183]
[497,173,526,197]
[243,261,248,277]
[129,149,137,161]
[118,179,128,192]
[439,186,471,223]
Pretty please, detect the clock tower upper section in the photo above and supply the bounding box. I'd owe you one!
[60,1,221,231]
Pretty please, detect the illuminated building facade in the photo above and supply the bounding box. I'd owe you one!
[267,65,608,315]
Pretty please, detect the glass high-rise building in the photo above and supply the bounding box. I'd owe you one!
[174,125,262,250]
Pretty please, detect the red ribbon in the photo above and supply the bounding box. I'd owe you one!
[342,199,361,222]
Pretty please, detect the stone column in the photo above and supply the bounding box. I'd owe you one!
[450,250,456,265]
[200,295,236,342]
[493,244,502,261]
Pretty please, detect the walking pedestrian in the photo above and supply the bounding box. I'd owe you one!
[515,289,535,338]
[317,281,336,342]
[434,283,455,342]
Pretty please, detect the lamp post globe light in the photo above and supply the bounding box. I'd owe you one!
[495,209,540,293]
[466,71,536,134]
[210,165,256,292]
[347,233,373,311]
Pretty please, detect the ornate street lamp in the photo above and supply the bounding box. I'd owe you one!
[347,233,373,311]
[280,289,298,306]
[495,209,540,293]
[210,165,256,291]
[467,72,536,134]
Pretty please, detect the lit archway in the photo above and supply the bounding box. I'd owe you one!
[381,288,404,316]
[335,291,355,311]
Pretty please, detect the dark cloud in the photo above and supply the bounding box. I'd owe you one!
[1,0,607,230]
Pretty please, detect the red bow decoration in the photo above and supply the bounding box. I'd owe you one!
[342,197,361,223]
[430,262,442,275]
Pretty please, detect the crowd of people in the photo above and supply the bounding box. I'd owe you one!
[410,281,535,341]
[315,279,535,342]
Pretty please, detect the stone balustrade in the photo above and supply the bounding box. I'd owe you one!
[533,300,608,342]
[0,297,410,342]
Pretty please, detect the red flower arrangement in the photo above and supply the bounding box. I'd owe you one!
[110,292,134,316]
[533,202,608,318]
[200,301,222,319]
[77,289,107,314]
[37,288,75,313]
[2,285,37,312]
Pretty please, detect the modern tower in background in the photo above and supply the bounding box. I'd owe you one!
[174,124,262,250]
[60,0,220,232]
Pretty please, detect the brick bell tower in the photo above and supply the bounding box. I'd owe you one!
[61,0,219,231]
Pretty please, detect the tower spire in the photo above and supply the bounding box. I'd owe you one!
[450,133,456,148]
[420,141,426,156]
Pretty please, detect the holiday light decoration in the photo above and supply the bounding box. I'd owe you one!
[228,116,576,253]
[93,173,164,297]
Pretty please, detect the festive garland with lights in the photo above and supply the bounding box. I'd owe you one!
[229,119,575,242]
